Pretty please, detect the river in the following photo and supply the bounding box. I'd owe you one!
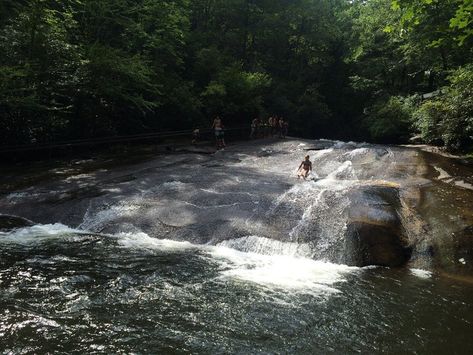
[1,138,473,353]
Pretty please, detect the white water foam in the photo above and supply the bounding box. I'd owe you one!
[410,268,433,279]
[1,223,359,295]
[333,141,365,150]
[289,189,326,239]
[209,246,356,293]
[0,224,84,244]
[79,203,141,231]
[116,232,195,251]
[218,235,312,257]
[64,174,96,182]
[343,148,370,159]
[114,231,357,294]
[325,161,356,180]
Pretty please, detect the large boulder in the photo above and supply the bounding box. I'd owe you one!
[344,184,412,267]
[0,214,34,232]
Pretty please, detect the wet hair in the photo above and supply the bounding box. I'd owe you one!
[305,155,310,159]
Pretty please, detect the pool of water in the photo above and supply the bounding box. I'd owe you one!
[1,225,472,354]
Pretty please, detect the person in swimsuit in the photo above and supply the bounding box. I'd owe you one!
[212,116,225,149]
[271,116,279,137]
[282,120,288,138]
[297,155,312,179]
[266,116,273,137]
[278,117,284,138]
[250,117,260,139]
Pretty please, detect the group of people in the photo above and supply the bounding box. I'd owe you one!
[191,116,226,150]
[204,115,288,150]
[210,115,313,180]
[250,116,288,139]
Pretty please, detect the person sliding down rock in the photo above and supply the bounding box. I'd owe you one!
[297,155,312,179]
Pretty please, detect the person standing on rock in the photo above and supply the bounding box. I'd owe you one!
[278,117,284,138]
[266,116,273,137]
[250,117,260,139]
[271,116,279,137]
[297,155,312,179]
[191,128,200,144]
[212,116,225,149]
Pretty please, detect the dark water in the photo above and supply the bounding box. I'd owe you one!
[1,227,472,354]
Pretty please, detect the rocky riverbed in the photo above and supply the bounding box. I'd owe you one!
[2,138,473,354]
[1,138,472,274]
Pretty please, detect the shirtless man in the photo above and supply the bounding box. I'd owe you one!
[297,155,312,179]
[212,116,225,149]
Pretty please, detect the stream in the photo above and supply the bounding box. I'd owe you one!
[1,139,473,353]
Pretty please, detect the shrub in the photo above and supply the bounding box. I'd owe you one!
[413,65,473,151]
[201,65,271,122]
[362,96,414,143]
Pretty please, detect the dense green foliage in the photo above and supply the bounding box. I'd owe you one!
[1,0,472,150]
[414,65,473,150]
[346,0,473,149]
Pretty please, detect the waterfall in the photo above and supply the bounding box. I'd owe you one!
[1,139,414,267]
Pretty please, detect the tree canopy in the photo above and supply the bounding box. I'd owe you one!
[1,0,472,150]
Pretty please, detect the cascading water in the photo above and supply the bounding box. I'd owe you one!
[1,138,473,353]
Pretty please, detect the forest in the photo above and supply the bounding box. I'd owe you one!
[0,0,472,151]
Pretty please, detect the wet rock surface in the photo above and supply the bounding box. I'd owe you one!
[344,185,412,267]
[1,138,472,272]
[0,215,34,232]
[345,221,411,266]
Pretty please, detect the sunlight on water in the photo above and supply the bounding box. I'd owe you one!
[209,246,358,293]
[0,224,358,296]
[410,268,433,279]
[116,232,196,251]
[218,235,312,257]
[114,230,357,294]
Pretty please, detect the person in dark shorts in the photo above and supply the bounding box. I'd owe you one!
[271,116,279,137]
[212,116,225,149]
[278,117,284,138]
[282,120,288,138]
[250,117,260,139]
[192,128,200,144]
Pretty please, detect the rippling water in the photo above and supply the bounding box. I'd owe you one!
[1,225,473,354]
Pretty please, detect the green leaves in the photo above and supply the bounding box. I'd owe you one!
[450,0,473,44]
[201,65,271,118]
[392,0,473,45]
[363,96,413,143]
[85,44,161,112]
[413,65,473,150]
[0,0,471,147]
[391,1,401,11]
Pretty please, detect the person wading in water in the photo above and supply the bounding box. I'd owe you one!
[297,155,312,179]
